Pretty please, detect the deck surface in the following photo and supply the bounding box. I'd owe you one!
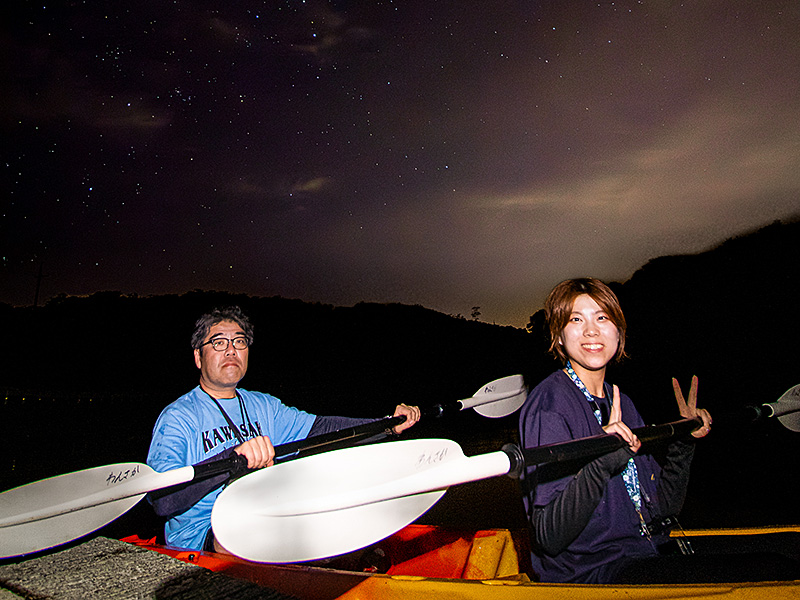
[0,537,294,600]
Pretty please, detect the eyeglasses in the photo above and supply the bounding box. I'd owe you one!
[201,336,249,352]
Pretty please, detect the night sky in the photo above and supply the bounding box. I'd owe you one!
[3,1,799,326]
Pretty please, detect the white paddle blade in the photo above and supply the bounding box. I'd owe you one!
[212,439,467,563]
[469,374,527,418]
[771,384,800,432]
[0,462,194,558]
[0,495,143,558]
[0,463,152,558]
[214,488,443,564]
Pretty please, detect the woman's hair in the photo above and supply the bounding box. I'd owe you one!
[190,305,254,350]
[544,278,627,364]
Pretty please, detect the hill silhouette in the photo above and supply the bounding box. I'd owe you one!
[526,217,800,528]
[524,217,799,425]
[0,292,537,409]
[1,217,798,533]
[614,218,800,528]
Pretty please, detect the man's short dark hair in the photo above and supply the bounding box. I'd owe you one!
[191,306,254,350]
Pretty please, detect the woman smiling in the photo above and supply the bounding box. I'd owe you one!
[519,278,712,583]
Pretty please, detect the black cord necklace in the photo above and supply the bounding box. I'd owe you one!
[201,387,254,445]
[236,391,255,439]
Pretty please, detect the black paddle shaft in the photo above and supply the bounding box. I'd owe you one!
[503,417,703,478]
[274,416,406,462]
[275,397,483,462]
[185,416,407,482]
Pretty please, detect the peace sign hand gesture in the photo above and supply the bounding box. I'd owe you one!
[672,375,713,438]
[603,385,641,452]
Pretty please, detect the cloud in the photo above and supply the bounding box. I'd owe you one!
[209,17,240,41]
[92,102,172,134]
[481,95,800,233]
[231,179,271,198]
[287,4,379,59]
[347,91,800,324]
[291,177,335,195]
[0,39,171,140]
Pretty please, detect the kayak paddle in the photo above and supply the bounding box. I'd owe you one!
[0,456,246,560]
[276,373,527,461]
[438,373,527,419]
[211,417,702,563]
[745,383,800,432]
[0,375,525,559]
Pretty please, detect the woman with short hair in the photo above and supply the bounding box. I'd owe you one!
[519,278,711,583]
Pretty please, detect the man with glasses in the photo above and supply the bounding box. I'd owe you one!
[147,305,420,553]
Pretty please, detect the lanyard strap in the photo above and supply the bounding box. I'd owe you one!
[202,388,253,445]
[565,361,606,424]
[564,361,643,513]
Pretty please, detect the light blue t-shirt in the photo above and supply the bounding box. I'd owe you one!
[147,386,316,550]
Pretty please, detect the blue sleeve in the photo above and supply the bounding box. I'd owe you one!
[148,403,198,472]
[243,390,316,444]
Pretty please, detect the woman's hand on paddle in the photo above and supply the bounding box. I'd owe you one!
[234,436,276,469]
[392,403,421,434]
[602,385,641,452]
[673,375,712,438]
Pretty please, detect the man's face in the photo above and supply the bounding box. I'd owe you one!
[194,320,249,397]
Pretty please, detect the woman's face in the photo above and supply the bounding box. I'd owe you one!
[559,294,619,376]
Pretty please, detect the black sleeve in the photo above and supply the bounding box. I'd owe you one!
[147,447,242,518]
[653,439,695,519]
[531,447,634,556]
[304,414,395,452]
[308,415,375,436]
